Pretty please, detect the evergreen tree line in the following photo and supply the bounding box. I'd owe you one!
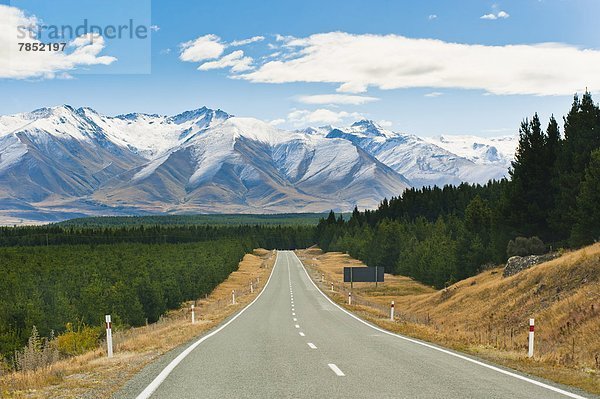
[316,92,600,288]
[0,224,314,249]
[0,224,314,359]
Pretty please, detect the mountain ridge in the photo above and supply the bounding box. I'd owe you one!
[0,105,516,224]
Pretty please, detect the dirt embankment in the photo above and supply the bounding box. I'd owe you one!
[296,244,600,395]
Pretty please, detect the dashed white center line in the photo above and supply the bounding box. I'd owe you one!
[299,332,305,337]
[292,312,296,316]
[295,324,300,328]
[293,318,297,321]
[307,343,317,349]
[328,364,345,376]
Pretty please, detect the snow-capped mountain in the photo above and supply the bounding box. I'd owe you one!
[0,105,515,224]
[324,120,513,187]
[423,134,517,167]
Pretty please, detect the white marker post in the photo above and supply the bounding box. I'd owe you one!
[191,304,195,324]
[348,292,352,305]
[250,281,254,294]
[331,282,334,292]
[232,290,236,305]
[321,273,324,283]
[528,318,535,358]
[390,301,395,321]
[105,315,113,358]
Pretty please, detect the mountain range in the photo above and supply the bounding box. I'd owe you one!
[0,105,517,224]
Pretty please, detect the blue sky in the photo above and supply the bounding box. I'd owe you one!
[1,0,599,137]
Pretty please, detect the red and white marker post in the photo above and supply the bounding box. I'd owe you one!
[390,301,395,321]
[528,318,535,358]
[191,304,195,324]
[105,315,113,358]
[348,292,352,305]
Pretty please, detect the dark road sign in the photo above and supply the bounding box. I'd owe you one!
[343,267,384,283]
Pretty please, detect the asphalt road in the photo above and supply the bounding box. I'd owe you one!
[118,251,594,399]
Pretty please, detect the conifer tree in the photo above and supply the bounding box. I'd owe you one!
[571,149,600,245]
[551,92,600,240]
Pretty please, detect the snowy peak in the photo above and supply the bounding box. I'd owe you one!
[424,134,518,166]
[348,120,397,138]
[168,107,231,126]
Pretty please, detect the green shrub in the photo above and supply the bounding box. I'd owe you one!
[506,236,546,257]
[56,323,102,356]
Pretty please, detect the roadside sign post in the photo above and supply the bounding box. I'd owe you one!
[375,265,378,288]
[105,315,113,358]
[390,301,395,321]
[191,304,195,324]
[350,267,353,290]
[528,318,535,358]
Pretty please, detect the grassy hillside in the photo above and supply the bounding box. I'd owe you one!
[298,243,600,394]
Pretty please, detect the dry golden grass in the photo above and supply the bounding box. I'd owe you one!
[296,244,600,395]
[0,249,275,399]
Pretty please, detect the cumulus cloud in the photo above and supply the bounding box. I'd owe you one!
[378,120,393,127]
[179,34,225,62]
[180,34,259,73]
[296,94,379,105]
[481,11,510,20]
[425,91,443,97]
[230,36,265,47]
[236,31,600,96]
[198,50,253,72]
[287,108,363,127]
[428,14,438,20]
[0,5,116,79]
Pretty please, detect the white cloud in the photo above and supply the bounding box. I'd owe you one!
[481,11,510,20]
[198,50,253,72]
[236,31,600,96]
[179,34,225,62]
[428,14,438,20]
[287,108,363,127]
[269,118,286,126]
[296,94,379,105]
[378,119,393,127]
[0,5,116,79]
[425,91,443,97]
[231,36,265,47]
[480,13,498,20]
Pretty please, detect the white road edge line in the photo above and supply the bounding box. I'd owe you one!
[292,251,588,399]
[134,252,279,399]
[328,363,345,376]
[307,342,317,349]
